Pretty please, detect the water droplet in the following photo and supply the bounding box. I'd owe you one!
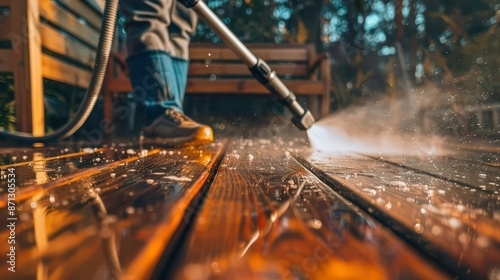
[248,154,254,161]
[475,235,490,248]
[431,225,442,236]
[376,197,385,205]
[110,173,116,178]
[147,179,155,184]
[448,217,461,228]
[22,155,27,160]
[95,158,101,162]
[163,176,192,182]
[210,262,221,274]
[414,223,424,233]
[362,188,377,196]
[126,206,135,215]
[308,219,322,229]
[83,148,94,154]
[126,149,135,155]
[385,201,393,209]
[30,201,37,209]
[389,181,407,188]
[49,195,55,203]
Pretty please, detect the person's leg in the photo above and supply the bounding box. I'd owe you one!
[120,0,182,120]
[119,0,212,144]
[168,2,198,106]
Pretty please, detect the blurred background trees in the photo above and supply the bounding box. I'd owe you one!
[193,0,499,127]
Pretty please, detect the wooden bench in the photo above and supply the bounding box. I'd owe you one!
[0,0,117,135]
[103,43,331,120]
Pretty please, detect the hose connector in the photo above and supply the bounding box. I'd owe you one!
[249,58,315,130]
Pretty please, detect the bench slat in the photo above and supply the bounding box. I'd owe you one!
[189,47,309,62]
[39,0,100,48]
[186,78,324,95]
[42,54,91,88]
[0,49,13,72]
[188,62,308,77]
[41,24,96,68]
[55,0,102,30]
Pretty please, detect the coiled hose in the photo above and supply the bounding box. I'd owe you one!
[0,0,119,144]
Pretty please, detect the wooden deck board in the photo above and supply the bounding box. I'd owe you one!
[369,154,500,192]
[0,143,225,279]
[0,138,498,279]
[296,151,500,279]
[440,149,500,168]
[168,141,447,279]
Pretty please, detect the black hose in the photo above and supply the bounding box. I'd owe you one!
[0,0,119,144]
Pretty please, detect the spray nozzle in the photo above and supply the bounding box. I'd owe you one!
[292,110,315,130]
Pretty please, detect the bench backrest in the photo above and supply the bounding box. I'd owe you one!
[187,43,318,80]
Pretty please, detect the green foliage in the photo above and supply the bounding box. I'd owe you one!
[193,0,320,44]
[0,74,16,131]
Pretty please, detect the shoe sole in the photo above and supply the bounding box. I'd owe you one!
[139,128,214,147]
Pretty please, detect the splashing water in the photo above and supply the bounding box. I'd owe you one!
[307,95,443,155]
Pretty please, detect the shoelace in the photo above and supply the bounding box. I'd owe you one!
[165,109,191,122]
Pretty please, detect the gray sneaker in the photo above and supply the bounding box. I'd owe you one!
[141,109,213,145]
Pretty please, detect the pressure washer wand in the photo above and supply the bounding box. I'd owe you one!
[179,0,315,130]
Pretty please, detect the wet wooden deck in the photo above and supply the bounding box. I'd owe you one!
[0,139,499,279]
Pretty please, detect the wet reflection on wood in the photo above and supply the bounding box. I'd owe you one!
[0,148,136,190]
[441,149,500,168]
[1,138,497,280]
[297,151,500,279]
[171,141,447,280]
[0,143,225,279]
[371,154,500,192]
